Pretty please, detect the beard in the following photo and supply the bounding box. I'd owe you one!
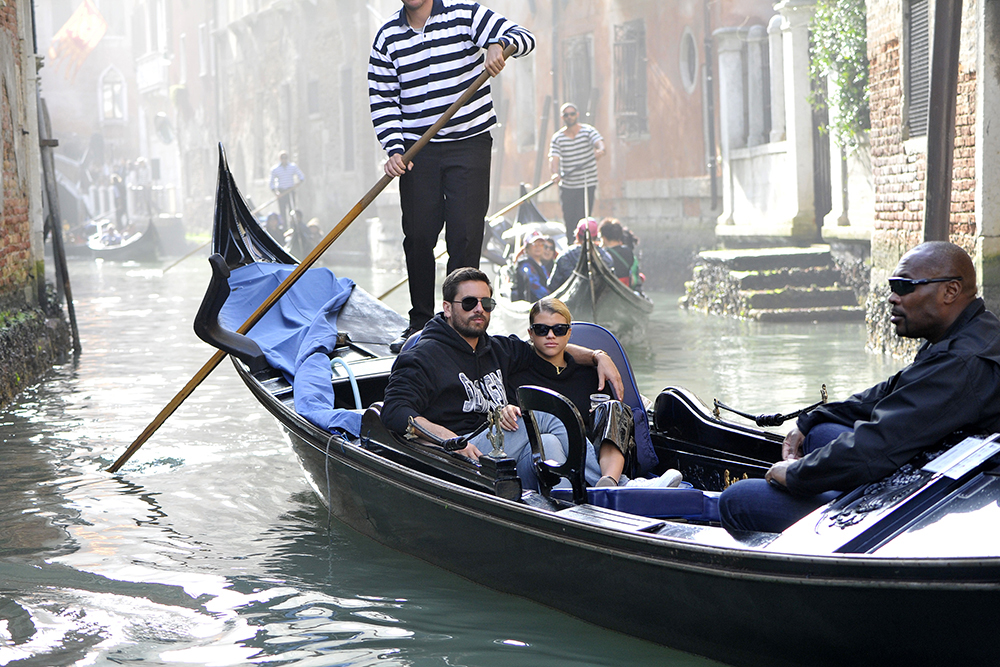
[452,313,489,339]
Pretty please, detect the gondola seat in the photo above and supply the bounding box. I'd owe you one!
[193,253,269,372]
[520,383,721,521]
[568,321,658,474]
[399,330,422,352]
[518,385,590,504]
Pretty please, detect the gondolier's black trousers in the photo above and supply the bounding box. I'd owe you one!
[399,133,492,330]
[559,185,597,239]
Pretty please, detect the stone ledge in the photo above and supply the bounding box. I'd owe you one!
[749,306,866,322]
[0,309,72,409]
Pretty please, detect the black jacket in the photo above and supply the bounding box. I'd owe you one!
[381,314,534,435]
[788,298,1000,494]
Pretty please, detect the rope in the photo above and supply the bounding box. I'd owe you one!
[713,384,828,427]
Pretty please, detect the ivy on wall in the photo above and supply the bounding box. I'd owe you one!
[809,0,871,152]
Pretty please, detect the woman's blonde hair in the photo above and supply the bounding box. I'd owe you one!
[529,297,572,325]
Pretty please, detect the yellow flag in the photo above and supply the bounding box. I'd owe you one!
[47,0,108,82]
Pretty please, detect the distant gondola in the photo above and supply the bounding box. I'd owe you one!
[487,188,654,341]
[193,148,1000,667]
[494,229,653,342]
[87,221,162,262]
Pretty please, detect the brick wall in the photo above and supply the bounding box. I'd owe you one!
[866,0,979,357]
[0,0,33,307]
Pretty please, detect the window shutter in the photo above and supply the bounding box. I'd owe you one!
[907,0,930,138]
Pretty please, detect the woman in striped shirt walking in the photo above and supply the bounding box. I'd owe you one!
[549,103,606,238]
[369,0,535,353]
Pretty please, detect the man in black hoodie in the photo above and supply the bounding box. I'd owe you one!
[381,267,623,478]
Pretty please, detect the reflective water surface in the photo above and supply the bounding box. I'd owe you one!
[0,258,904,666]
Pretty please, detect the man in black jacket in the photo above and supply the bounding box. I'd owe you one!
[381,267,623,478]
[720,242,1000,533]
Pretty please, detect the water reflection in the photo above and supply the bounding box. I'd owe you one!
[0,257,909,665]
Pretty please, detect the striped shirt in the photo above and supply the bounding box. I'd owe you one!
[369,0,535,156]
[549,124,603,189]
[269,162,305,191]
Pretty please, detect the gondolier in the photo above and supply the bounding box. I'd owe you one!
[269,151,305,227]
[549,102,605,238]
[369,0,535,353]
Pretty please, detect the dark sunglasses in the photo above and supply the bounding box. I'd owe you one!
[562,111,577,117]
[451,296,496,312]
[530,323,571,337]
[888,276,962,296]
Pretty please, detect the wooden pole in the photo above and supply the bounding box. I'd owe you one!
[922,0,964,241]
[108,44,517,473]
[38,98,81,354]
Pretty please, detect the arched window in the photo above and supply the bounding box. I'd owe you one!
[100,67,127,122]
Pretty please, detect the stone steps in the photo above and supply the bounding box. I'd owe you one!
[680,245,865,322]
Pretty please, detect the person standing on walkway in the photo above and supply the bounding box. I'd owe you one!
[369,0,535,353]
[269,151,305,227]
[549,103,606,238]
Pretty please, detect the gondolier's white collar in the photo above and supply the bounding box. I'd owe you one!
[393,0,446,28]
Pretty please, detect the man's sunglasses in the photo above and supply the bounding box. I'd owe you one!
[530,323,571,337]
[888,276,962,296]
[451,296,496,312]
[562,111,577,117]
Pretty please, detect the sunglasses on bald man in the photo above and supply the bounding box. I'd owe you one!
[888,276,962,296]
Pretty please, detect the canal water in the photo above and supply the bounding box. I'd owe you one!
[1,257,905,666]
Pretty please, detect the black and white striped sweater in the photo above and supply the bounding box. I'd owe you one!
[368,0,535,157]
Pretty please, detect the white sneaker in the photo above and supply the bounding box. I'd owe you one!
[625,469,683,489]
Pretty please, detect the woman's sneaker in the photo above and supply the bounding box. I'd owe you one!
[625,469,683,489]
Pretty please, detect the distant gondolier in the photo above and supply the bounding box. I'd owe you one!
[369,0,535,353]
[269,151,305,227]
[549,103,605,238]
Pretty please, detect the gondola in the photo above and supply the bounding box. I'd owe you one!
[491,215,654,342]
[194,150,1000,667]
[87,220,162,262]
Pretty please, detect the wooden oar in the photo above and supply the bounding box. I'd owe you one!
[108,44,517,473]
[377,175,556,300]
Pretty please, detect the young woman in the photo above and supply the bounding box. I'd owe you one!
[506,297,677,488]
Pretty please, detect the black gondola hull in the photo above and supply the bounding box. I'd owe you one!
[234,360,1000,667]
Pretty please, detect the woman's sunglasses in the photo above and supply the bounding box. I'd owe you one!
[888,276,961,296]
[530,323,571,337]
[451,296,497,312]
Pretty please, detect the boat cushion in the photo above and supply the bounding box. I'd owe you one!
[551,485,720,522]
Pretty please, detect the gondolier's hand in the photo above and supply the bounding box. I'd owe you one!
[765,460,792,489]
[782,427,805,460]
[384,153,412,178]
[485,42,506,77]
[593,351,625,402]
[500,404,521,431]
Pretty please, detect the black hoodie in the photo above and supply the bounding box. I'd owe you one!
[381,313,535,435]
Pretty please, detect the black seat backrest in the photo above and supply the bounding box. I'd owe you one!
[518,385,589,504]
[568,321,658,474]
[193,253,269,372]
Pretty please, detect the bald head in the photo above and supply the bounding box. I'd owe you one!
[901,242,977,299]
[889,242,978,342]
